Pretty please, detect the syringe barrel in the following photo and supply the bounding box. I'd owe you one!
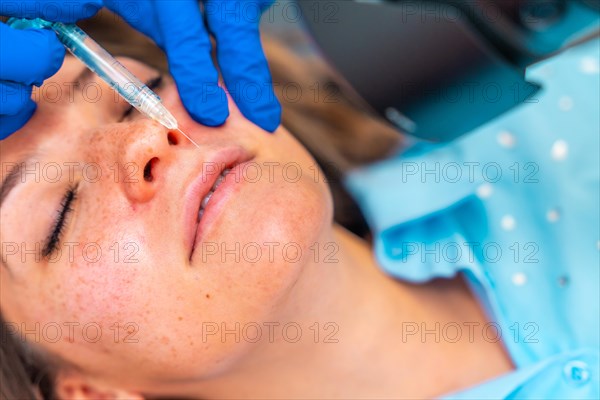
[52,23,160,102]
[7,18,177,130]
[52,23,175,127]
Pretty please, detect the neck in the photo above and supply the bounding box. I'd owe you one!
[174,225,510,399]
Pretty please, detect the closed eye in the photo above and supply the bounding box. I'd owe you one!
[42,184,79,258]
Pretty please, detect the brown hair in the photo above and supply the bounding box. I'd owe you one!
[1,10,402,398]
[0,314,55,400]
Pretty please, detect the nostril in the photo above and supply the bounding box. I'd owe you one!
[144,157,159,182]
[167,132,179,145]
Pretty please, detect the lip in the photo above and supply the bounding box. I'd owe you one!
[184,146,254,261]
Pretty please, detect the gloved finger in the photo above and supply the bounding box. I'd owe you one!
[0,0,102,23]
[103,0,165,47]
[0,23,65,86]
[155,0,228,126]
[206,1,281,132]
[0,82,36,139]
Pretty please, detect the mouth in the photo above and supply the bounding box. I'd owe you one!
[197,168,231,222]
[184,146,254,261]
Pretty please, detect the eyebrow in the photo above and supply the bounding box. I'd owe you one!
[0,153,39,273]
[0,153,36,208]
[0,158,26,273]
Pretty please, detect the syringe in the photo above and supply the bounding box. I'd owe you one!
[8,17,179,131]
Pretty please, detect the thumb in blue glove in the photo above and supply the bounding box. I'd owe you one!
[104,0,281,133]
[0,0,102,139]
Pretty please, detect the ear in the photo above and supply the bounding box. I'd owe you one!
[54,370,145,400]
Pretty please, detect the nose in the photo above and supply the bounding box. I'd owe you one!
[118,120,184,203]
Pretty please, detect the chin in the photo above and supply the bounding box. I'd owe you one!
[204,179,330,261]
[186,164,333,319]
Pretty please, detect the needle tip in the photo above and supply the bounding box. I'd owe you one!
[176,128,201,149]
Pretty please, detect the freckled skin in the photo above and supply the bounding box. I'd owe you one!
[0,57,333,391]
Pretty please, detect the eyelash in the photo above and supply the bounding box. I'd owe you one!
[121,75,164,119]
[43,185,78,258]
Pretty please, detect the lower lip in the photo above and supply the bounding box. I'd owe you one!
[191,160,252,257]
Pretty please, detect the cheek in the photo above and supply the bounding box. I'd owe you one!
[192,126,334,318]
[60,240,143,324]
[199,168,333,316]
[58,155,157,323]
[59,198,153,326]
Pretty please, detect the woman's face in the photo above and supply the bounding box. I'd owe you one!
[0,57,333,393]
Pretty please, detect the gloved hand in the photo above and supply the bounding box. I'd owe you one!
[104,0,282,132]
[0,0,103,139]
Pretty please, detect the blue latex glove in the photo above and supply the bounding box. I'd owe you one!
[0,0,102,139]
[104,0,282,132]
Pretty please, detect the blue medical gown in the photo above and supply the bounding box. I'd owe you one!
[345,38,600,398]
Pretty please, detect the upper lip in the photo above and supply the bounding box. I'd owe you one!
[183,146,253,260]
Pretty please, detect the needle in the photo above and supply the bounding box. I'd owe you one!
[7,18,206,151]
[177,128,202,150]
